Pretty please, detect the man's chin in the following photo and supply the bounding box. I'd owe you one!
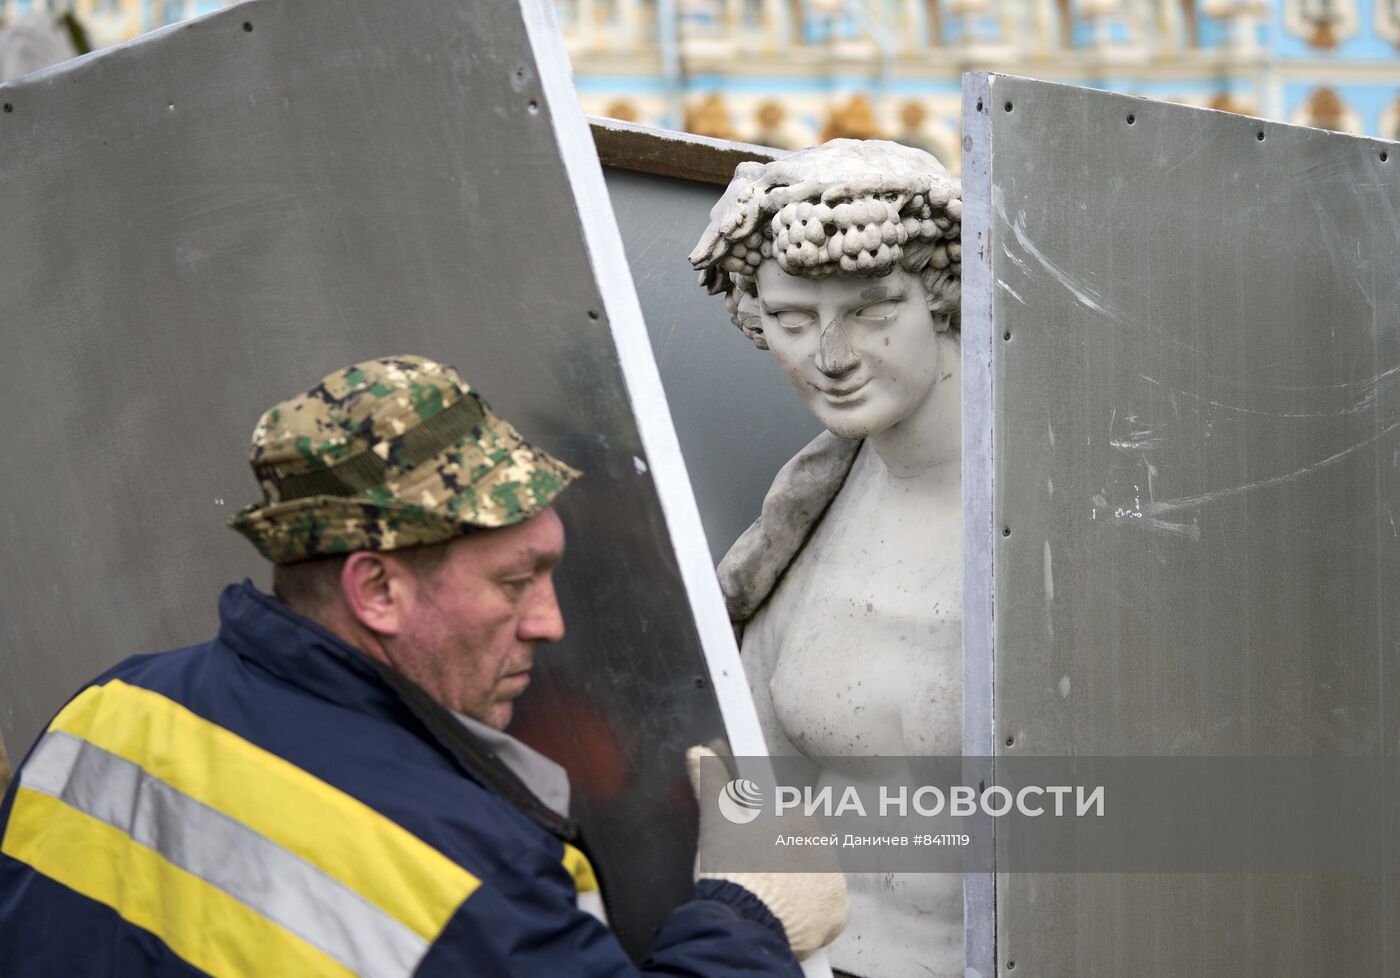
[470,675,532,730]
[481,702,514,731]
[455,697,516,731]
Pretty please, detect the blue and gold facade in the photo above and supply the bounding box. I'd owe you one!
[559,0,1400,167]
[5,0,1398,163]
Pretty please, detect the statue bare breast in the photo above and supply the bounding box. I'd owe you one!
[740,443,964,977]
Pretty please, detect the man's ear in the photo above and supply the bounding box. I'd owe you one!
[340,551,411,638]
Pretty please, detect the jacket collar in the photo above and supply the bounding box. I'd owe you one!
[215,580,578,839]
[217,580,402,719]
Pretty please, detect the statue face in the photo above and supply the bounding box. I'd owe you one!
[755,261,944,440]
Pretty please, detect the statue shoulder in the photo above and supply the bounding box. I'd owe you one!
[717,431,862,625]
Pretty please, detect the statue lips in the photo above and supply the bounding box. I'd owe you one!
[819,378,870,405]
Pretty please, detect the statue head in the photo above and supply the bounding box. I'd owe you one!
[690,139,961,440]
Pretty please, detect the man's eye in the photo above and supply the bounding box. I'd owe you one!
[856,299,901,319]
[774,310,815,331]
[502,577,533,594]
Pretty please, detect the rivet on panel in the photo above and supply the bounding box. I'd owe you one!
[242,21,252,31]
[2,103,12,113]
[527,100,540,115]
[1256,130,1265,141]
[976,99,984,112]
[1126,113,1135,125]
[1004,101,1014,113]
[1002,526,1011,537]
[1382,150,1390,162]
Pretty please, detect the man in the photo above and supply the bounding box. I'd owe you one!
[0,355,845,977]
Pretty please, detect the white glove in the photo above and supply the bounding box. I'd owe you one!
[686,745,848,960]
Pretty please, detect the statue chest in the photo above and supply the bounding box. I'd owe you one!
[757,449,963,759]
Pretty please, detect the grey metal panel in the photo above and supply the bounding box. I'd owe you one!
[0,0,740,958]
[960,72,999,978]
[967,73,1400,976]
[603,167,824,561]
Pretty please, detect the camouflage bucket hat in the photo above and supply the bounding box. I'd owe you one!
[229,355,581,564]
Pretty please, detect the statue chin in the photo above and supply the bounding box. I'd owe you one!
[810,411,879,441]
[796,387,906,441]
[798,381,936,443]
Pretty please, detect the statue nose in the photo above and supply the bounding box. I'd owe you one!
[816,319,859,377]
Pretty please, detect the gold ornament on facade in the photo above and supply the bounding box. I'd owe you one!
[821,93,885,142]
[1299,0,1344,46]
[1302,85,1348,129]
[603,98,639,123]
[1207,92,1245,114]
[685,92,737,140]
[896,100,936,154]
[753,99,792,149]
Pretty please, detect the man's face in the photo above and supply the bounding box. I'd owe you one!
[755,261,944,439]
[392,508,566,730]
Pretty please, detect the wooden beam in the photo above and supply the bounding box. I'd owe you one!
[589,116,785,185]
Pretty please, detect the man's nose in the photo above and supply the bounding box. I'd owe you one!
[519,575,565,643]
[815,318,859,377]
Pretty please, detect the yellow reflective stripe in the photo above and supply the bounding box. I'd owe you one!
[49,680,479,942]
[2,787,357,978]
[562,842,599,893]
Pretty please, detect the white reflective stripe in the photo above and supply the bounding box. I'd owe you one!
[20,728,82,796]
[22,731,431,978]
[576,889,608,925]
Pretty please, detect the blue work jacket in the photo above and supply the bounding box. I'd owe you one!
[0,582,801,978]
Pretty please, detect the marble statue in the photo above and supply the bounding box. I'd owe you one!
[689,140,963,978]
